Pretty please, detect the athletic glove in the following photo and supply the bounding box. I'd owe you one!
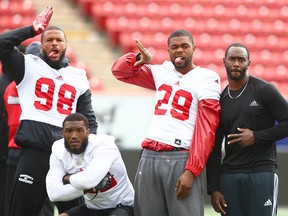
[32,6,53,35]
[95,172,113,191]
[85,173,114,200]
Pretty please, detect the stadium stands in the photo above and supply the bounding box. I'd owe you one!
[70,0,288,95]
[1,0,287,96]
[0,0,36,75]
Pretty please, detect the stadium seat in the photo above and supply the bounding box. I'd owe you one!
[10,1,35,16]
[76,0,96,16]
[65,46,78,64]
[72,0,288,96]
[0,1,10,16]
[89,77,104,92]
[21,35,41,47]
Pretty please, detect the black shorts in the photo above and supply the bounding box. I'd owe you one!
[65,204,134,216]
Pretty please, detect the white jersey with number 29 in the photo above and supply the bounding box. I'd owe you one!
[146,61,221,149]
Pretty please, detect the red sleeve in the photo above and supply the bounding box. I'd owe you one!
[4,81,21,149]
[185,99,221,176]
[111,53,156,90]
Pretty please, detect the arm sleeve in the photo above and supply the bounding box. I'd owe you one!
[185,99,221,176]
[111,52,156,90]
[69,147,118,190]
[76,89,97,134]
[206,126,224,195]
[0,75,10,162]
[0,26,36,84]
[46,153,84,202]
[254,83,288,143]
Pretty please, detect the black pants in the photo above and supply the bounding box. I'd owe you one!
[0,162,7,216]
[9,147,51,216]
[5,148,55,216]
[55,197,85,214]
[219,172,278,216]
[8,147,82,216]
[65,205,134,216]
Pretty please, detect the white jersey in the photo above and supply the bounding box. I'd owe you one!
[46,134,134,209]
[147,61,221,149]
[17,54,90,127]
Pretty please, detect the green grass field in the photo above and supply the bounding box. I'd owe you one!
[54,205,287,215]
[204,205,288,216]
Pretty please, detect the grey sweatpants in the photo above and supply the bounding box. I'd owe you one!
[134,149,204,216]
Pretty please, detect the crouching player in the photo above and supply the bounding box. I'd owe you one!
[46,113,134,216]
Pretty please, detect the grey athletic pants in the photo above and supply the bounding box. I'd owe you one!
[219,172,278,216]
[134,149,204,216]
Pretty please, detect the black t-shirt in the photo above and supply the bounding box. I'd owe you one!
[207,76,288,194]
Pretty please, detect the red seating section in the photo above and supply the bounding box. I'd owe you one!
[0,0,103,91]
[72,0,288,96]
[0,1,35,32]
[0,0,36,75]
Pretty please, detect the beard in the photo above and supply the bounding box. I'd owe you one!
[41,49,66,69]
[225,65,248,81]
[64,136,89,155]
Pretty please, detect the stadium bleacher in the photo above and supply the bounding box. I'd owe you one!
[0,0,99,90]
[70,0,288,96]
[1,0,287,96]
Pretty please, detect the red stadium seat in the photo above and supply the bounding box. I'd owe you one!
[0,1,10,16]
[0,61,2,75]
[65,46,78,64]
[76,0,96,16]
[89,77,104,92]
[74,0,288,93]
[21,35,41,47]
[11,1,35,16]
[271,81,288,97]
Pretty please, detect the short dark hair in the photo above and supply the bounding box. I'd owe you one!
[62,113,89,129]
[41,26,67,43]
[167,30,194,46]
[225,43,250,60]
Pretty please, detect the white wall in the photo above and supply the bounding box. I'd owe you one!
[92,93,155,149]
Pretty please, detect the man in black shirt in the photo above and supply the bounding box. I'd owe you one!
[206,43,288,216]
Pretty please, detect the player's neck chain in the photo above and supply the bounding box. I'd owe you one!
[72,153,85,168]
[228,79,249,99]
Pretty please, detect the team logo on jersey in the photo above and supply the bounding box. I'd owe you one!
[174,81,180,86]
[174,139,182,145]
[7,96,20,104]
[250,100,259,107]
[18,174,33,184]
[56,75,63,80]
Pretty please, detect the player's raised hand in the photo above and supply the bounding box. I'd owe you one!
[33,6,53,35]
[134,39,152,66]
